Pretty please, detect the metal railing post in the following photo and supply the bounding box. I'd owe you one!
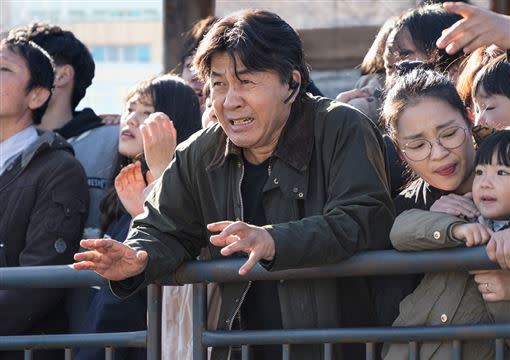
[23,349,32,360]
[193,283,207,360]
[408,341,418,360]
[323,343,333,360]
[146,284,162,360]
[105,347,114,360]
[496,338,505,360]
[365,342,375,360]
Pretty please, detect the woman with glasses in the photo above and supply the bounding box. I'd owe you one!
[379,66,509,359]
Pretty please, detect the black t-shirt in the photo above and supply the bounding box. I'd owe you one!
[239,156,283,359]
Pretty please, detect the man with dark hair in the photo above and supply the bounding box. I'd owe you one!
[0,38,88,359]
[75,10,394,359]
[8,22,118,240]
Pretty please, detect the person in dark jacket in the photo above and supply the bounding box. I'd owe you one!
[8,22,118,240]
[74,10,394,360]
[0,38,88,360]
[7,22,120,333]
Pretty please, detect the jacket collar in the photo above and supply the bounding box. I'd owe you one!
[21,130,73,169]
[478,216,510,232]
[55,108,103,140]
[208,94,315,172]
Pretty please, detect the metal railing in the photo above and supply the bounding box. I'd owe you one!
[0,247,509,359]
[0,265,160,360]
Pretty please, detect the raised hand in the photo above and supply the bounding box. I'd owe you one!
[335,88,369,103]
[430,192,480,220]
[436,2,510,54]
[141,112,177,180]
[208,221,275,276]
[73,239,148,281]
[114,161,147,217]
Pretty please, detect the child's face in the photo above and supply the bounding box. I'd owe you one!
[473,87,510,129]
[201,96,217,129]
[473,154,510,220]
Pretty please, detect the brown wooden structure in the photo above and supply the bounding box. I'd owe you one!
[163,0,510,73]
[163,0,214,72]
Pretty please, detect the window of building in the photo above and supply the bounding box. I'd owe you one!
[105,47,120,62]
[136,46,150,63]
[90,45,151,63]
[91,47,105,62]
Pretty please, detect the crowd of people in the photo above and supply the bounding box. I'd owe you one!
[0,1,510,359]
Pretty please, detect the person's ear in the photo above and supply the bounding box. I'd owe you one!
[54,64,74,88]
[466,106,475,124]
[28,87,51,110]
[283,70,302,104]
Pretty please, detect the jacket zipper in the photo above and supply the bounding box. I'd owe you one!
[227,159,251,359]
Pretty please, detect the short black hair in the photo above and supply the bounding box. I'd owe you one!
[394,3,464,72]
[475,130,510,167]
[194,9,310,100]
[472,54,510,100]
[383,66,470,141]
[8,22,95,110]
[1,38,55,125]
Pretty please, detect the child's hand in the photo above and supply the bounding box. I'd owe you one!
[452,223,493,247]
[486,228,510,269]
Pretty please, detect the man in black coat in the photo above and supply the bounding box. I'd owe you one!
[0,38,88,360]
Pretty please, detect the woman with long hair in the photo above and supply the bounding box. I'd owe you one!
[76,74,201,360]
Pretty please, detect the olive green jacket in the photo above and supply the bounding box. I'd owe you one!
[383,209,510,360]
[111,95,395,360]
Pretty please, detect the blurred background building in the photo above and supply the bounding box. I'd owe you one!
[0,0,493,114]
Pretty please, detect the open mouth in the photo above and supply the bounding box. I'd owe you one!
[481,195,497,202]
[229,117,254,126]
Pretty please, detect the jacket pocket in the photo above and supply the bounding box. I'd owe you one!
[45,191,87,237]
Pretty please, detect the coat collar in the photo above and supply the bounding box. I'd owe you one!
[20,130,73,169]
[207,94,315,172]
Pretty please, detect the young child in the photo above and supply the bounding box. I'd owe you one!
[471,54,510,129]
[452,130,510,244]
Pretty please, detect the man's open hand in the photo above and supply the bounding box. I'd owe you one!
[208,221,275,276]
[73,239,148,281]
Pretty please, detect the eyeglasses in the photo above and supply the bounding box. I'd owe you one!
[401,126,468,161]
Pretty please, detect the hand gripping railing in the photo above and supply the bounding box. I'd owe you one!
[0,247,509,360]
